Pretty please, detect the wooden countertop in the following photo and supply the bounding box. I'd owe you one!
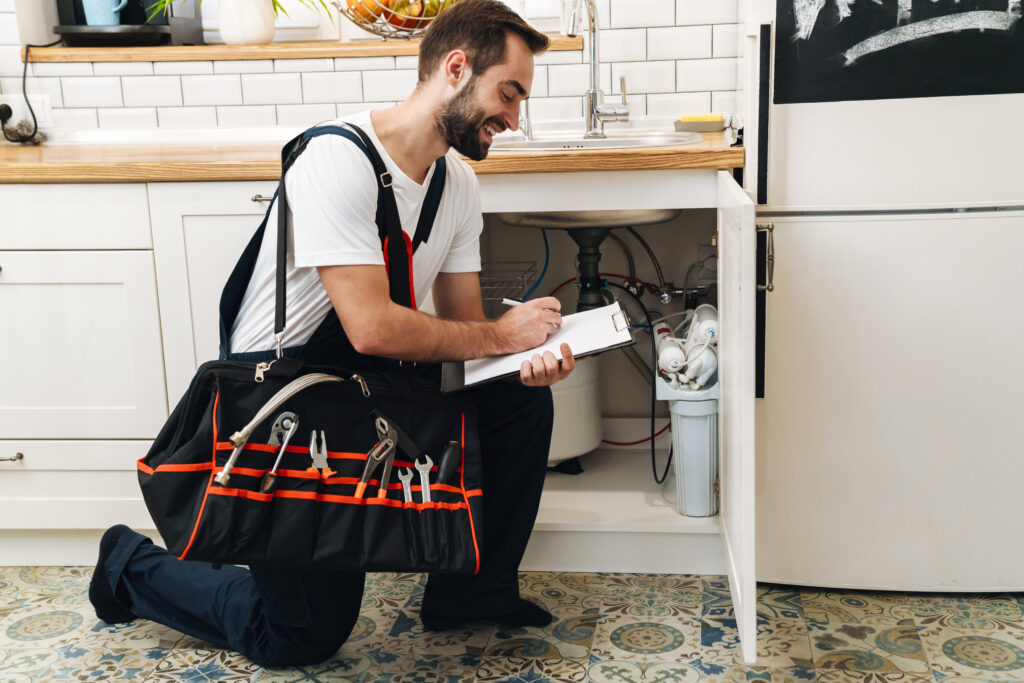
[0,132,742,183]
[25,36,582,63]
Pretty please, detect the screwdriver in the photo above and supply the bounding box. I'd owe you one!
[436,440,461,485]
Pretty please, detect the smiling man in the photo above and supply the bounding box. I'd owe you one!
[89,0,575,669]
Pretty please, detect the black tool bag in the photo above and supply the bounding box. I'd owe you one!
[138,124,484,574]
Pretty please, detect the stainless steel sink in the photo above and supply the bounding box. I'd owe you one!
[496,208,681,229]
[489,131,703,152]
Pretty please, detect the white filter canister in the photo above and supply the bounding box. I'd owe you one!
[666,383,719,517]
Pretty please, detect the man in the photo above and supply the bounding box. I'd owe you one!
[88,0,574,668]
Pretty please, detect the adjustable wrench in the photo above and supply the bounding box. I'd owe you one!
[355,416,398,499]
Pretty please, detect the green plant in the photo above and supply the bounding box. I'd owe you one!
[146,0,335,23]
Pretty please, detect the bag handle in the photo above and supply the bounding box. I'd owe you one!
[228,372,345,447]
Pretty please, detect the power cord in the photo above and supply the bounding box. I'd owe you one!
[1,39,63,145]
[605,281,673,485]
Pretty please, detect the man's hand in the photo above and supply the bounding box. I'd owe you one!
[496,296,562,353]
[520,343,575,387]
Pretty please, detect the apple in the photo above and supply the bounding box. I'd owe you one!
[347,0,387,21]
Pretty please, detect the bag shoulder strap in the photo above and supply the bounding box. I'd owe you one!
[273,123,447,340]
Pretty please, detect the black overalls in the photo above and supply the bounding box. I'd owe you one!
[97,126,554,667]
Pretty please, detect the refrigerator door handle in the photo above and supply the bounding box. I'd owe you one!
[756,223,775,292]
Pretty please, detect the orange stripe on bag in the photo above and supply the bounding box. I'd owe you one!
[138,460,214,475]
[214,441,365,461]
[208,486,470,511]
[458,413,481,574]
[179,391,221,561]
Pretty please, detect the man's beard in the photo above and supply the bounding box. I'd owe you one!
[436,76,492,161]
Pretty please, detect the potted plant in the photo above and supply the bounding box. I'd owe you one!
[147,0,333,45]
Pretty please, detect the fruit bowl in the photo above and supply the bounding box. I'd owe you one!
[333,0,454,39]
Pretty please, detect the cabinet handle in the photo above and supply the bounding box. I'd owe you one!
[1,452,24,463]
[251,194,273,203]
[756,223,774,292]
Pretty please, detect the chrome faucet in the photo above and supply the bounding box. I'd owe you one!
[565,0,629,138]
[520,98,533,140]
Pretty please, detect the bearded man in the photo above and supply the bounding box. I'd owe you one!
[87,0,576,667]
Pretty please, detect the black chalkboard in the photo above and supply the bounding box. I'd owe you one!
[774,0,1024,103]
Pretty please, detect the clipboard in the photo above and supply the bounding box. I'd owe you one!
[441,301,635,392]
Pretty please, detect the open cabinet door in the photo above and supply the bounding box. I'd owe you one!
[716,171,757,664]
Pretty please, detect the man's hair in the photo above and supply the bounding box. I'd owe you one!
[418,0,550,84]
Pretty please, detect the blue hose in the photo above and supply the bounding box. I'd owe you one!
[522,228,549,300]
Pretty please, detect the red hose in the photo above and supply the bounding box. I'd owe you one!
[602,423,671,446]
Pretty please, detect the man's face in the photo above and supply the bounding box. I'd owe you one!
[436,33,535,161]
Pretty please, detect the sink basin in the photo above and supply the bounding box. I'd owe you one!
[496,208,681,229]
[489,131,703,152]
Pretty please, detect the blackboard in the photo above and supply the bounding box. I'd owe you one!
[774,0,1024,103]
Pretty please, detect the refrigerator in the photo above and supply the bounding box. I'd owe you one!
[739,0,1024,591]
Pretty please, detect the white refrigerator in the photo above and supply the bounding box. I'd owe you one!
[740,0,1024,591]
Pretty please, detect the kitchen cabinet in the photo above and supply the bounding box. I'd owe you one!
[755,211,1024,591]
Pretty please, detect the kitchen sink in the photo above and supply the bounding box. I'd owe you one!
[489,131,703,152]
[495,208,682,229]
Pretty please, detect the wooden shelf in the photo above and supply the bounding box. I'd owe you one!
[24,35,582,63]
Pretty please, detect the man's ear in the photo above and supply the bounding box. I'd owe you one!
[442,49,470,87]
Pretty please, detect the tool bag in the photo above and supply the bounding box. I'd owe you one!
[137,124,484,574]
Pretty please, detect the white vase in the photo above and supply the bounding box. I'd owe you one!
[218,0,276,45]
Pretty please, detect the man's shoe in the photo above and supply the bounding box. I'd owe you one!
[421,598,552,631]
[89,525,135,624]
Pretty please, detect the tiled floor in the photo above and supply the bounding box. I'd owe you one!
[1,567,1023,682]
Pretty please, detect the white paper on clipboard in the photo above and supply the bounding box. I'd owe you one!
[441,301,634,392]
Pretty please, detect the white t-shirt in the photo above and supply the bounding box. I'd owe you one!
[229,111,484,354]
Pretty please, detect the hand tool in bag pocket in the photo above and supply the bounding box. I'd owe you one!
[397,467,414,504]
[307,430,336,478]
[355,416,398,499]
[260,411,300,494]
[414,455,434,504]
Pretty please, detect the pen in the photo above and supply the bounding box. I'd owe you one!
[501,298,522,307]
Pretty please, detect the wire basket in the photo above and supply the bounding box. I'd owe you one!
[480,261,537,301]
[333,0,454,40]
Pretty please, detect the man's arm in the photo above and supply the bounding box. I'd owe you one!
[317,264,561,362]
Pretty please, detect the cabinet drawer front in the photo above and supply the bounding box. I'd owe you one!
[0,441,154,529]
[0,184,151,250]
[0,251,168,438]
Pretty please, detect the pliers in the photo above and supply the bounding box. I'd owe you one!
[355,416,398,499]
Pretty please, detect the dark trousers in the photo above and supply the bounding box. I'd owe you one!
[101,378,553,668]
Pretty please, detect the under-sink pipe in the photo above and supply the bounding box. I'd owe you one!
[624,226,666,291]
[606,231,636,281]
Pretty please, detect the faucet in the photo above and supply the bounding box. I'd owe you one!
[565,0,629,138]
[520,98,533,140]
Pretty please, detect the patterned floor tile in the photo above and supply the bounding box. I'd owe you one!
[575,573,704,619]
[482,606,598,659]
[919,625,1024,681]
[904,595,1024,632]
[254,651,371,682]
[518,572,604,612]
[702,616,814,670]
[38,645,171,680]
[474,654,588,682]
[145,647,262,680]
[359,653,481,682]
[591,613,701,664]
[807,616,931,679]
[2,603,95,649]
[74,617,187,651]
[802,589,919,625]
[696,660,816,682]
[813,671,934,683]
[588,657,704,683]
[362,573,425,612]
[0,647,65,681]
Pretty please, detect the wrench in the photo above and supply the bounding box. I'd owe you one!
[414,455,433,504]
[260,412,300,494]
[397,467,414,504]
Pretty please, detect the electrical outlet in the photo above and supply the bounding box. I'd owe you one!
[0,94,53,130]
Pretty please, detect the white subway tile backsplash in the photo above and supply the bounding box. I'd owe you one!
[647,91,710,116]
[217,105,277,127]
[51,107,98,129]
[611,60,675,94]
[0,45,20,77]
[675,0,737,25]
[154,61,214,75]
[535,50,581,65]
[599,29,646,62]
[647,25,711,60]
[676,57,737,92]
[712,24,737,58]
[335,56,395,71]
[0,13,18,44]
[336,102,394,115]
[93,62,153,76]
[0,2,15,11]
[530,65,548,98]
[215,60,274,74]
[301,71,362,104]
[122,76,183,107]
[362,69,417,102]
[526,96,583,120]
[242,73,302,105]
[157,106,218,128]
[98,107,158,129]
[0,77,62,107]
[711,90,736,113]
[182,75,243,106]
[610,0,673,28]
[61,76,123,108]
[547,63,589,97]
[30,61,93,77]
[277,103,337,127]
[274,58,333,73]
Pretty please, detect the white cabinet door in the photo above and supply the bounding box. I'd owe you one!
[716,171,757,664]
[149,181,277,404]
[0,251,167,438]
[756,211,1024,591]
